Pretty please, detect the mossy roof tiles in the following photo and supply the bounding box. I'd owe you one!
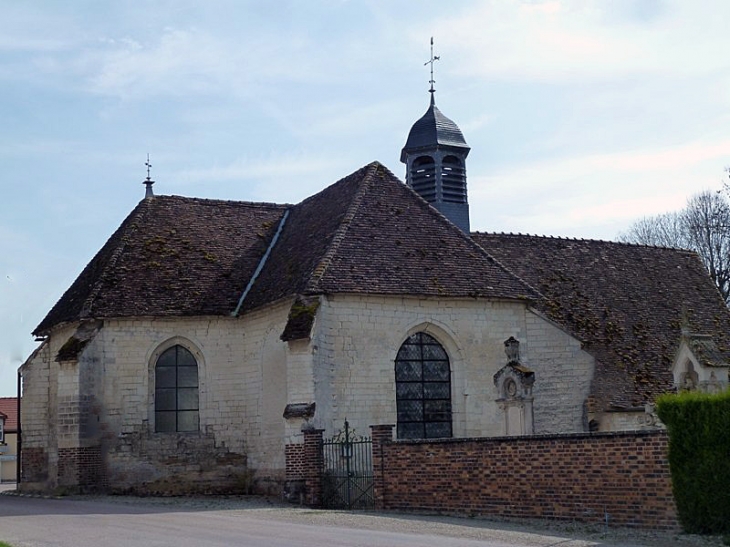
[473,232,730,410]
[35,162,533,336]
[33,162,730,413]
[34,196,287,334]
[249,162,535,304]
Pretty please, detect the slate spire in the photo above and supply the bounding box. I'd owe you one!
[400,40,471,232]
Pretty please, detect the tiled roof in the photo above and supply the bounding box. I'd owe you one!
[35,161,730,415]
[472,233,730,410]
[687,335,729,368]
[35,162,535,335]
[311,164,532,298]
[247,162,536,306]
[34,197,287,334]
[0,398,18,432]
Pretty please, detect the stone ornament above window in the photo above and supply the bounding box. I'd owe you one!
[494,337,535,401]
[493,337,535,436]
[504,336,521,364]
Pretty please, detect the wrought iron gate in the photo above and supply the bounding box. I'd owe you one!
[321,421,374,509]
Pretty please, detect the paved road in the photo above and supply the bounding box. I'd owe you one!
[0,485,714,547]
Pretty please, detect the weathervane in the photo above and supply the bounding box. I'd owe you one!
[143,153,155,198]
[424,36,440,97]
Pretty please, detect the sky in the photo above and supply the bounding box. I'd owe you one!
[1,0,730,396]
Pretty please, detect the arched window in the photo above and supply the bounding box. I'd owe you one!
[155,345,199,433]
[395,332,452,439]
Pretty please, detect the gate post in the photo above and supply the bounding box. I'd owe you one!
[370,424,394,510]
[302,428,325,507]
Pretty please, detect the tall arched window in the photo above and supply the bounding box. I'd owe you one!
[395,332,452,439]
[155,345,199,433]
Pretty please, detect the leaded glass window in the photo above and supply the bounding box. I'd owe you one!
[395,332,452,439]
[155,345,199,433]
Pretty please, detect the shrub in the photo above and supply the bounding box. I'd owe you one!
[656,390,730,534]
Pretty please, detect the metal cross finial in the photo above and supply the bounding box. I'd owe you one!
[424,36,440,96]
[143,153,155,198]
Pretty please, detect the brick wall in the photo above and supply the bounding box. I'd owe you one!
[284,429,324,504]
[285,443,305,480]
[20,446,47,484]
[371,426,677,530]
[58,446,104,491]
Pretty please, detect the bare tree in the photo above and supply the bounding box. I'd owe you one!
[618,190,730,304]
[684,191,730,303]
[618,210,690,249]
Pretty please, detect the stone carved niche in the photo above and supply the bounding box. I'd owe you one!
[679,361,699,392]
[493,337,535,436]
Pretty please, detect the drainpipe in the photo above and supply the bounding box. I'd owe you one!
[16,369,21,485]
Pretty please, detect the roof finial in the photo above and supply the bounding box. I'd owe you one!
[424,36,440,104]
[143,153,155,198]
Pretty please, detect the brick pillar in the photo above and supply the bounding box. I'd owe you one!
[370,424,394,510]
[302,428,325,507]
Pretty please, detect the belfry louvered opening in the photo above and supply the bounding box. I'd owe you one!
[441,155,466,203]
[410,156,437,202]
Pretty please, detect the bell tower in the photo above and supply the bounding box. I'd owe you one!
[400,38,471,232]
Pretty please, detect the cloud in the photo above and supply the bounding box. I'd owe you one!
[83,25,358,102]
[469,137,730,237]
[169,151,358,203]
[420,0,730,82]
[87,29,235,99]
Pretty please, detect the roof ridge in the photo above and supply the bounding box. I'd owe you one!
[398,195,541,301]
[304,162,382,293]
[465,235,543,301]
[79,200,150,319]
[156,194,291,209]
[473,231,694,252]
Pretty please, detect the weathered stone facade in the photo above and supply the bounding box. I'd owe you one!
[20,300,293,494]
[18,160,730,500]
[21,291,603,494]
[304,294,594,439]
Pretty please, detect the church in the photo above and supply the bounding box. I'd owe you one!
[19,86,730,495]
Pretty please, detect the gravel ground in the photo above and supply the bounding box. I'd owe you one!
[4,491,721,547]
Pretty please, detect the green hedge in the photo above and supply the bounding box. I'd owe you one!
[656,390,730,534]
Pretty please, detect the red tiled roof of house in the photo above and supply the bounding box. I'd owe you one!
[0,397,18,432]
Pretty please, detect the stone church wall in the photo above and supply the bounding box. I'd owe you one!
[524,310,594,433]
[20,300,293,494]
[20,325,70,489]
[308,294,593,439]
